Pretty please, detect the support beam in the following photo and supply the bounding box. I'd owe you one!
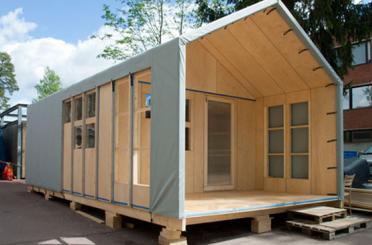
[251,215,271,233]
[70,201,82,211]
[158,227,187,245]
[105,211,122,230]
[44,191,51,200]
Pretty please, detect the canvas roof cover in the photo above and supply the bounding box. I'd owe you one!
[26,0,343,219]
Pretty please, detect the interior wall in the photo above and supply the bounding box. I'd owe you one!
[185,42,257,194]
[98,83,113,200]
[310,85,337,195]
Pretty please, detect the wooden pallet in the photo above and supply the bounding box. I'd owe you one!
[287,217,371,240]
[289,206,347,224]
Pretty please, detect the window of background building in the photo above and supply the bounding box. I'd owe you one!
[343,84,372,110]
[344,129,372,143]
[352,41,371,66]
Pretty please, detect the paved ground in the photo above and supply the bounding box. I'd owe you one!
[1,181,372,245]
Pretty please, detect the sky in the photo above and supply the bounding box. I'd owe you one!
[0,0,121,105]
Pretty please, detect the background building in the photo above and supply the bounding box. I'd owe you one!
[343,40,372,151]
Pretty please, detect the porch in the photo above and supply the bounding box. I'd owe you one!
[185,191,339,224]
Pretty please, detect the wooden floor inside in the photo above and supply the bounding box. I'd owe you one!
[185,191,338,219]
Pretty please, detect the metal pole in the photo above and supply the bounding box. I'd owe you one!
[129,73,135,207]
[336,83,345,201]
[16,106,22,179]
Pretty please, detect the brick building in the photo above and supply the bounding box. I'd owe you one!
[343,40,372,151]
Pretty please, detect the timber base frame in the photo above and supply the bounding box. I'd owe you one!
[28,185,341,244]
[28,185,186,244]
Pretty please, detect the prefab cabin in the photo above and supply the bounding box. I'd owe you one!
[26,0,344,243]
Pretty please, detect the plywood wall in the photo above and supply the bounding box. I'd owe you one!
[184,91,257,194]
[114,76,130,204]
[63,123,72,191]
[186,41,253,99]
[98,83,113,200]
[310,86,337,195]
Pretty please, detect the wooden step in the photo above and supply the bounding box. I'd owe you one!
[289,206,347,224]
[287,217,371,240]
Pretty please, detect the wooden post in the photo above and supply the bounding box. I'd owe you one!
[70,201,82,211]
[251,215,271,233]
[158,227,187,245]
[105,211,122,230]
[27,186,33,193]
[44,191,51,200]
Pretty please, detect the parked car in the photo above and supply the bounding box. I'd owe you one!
[359,146,372,178]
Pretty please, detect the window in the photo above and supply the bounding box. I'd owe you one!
[352,85,372,109]
[185,127,190,151]
[74,97,83,121]
[345,129,372,143]
[352,41,371,66]
[186,99,190,122]
[86,93,96,118]
[290,102,309,179]
[185,99,191,151]
[145,94,151,108]
[86,124,95,148]
[63,101,71,123]
[74,126,82,149]
[343,84,372,110]
[267,105,284,178]
[343,89,350,110]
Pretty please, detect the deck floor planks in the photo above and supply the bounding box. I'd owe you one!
[185,191,337,217]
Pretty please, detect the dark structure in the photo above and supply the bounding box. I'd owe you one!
[0,104,28,179]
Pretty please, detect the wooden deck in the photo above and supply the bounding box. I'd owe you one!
[185,191,339,225]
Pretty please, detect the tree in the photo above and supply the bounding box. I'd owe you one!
[195,0,372,78]
[0,52,18,110]
[34,67,62,102]
[94,0,196,60]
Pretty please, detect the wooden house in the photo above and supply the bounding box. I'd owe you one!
[26,0,344,244]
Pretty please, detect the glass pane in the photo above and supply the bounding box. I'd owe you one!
[208,101,231,186]
[291,102,308,126]
[86,124,95,148]
[185,127,190,151]
[269,130,284,153]
[352,42,367,66]
[86,93,96,118]
[269,105,283,128]
[291,128,308,153]
[74,127,82,149]
[74,97,82,121]
[186,99,190,122]
[343,89,350,110]
[64,101,71,123]
[291,155,308,179]
[352,86,372,109]
[269,155,284,178]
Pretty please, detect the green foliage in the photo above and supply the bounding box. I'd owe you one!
[34,67,62,102]
[94,0,195,60]
[196,0,372,78]
[0,52,18,110]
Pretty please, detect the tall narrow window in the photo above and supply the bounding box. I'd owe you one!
[74,126,82,149]
[290,102,309,179]
[74,97,82,121]
[185,99,191,151]
[268,105,284,178]
[86,124,95,148]
[86,93,96,118]
[63,101,71,123]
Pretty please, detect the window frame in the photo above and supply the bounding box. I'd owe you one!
[267,105,285,179]
[351,40,371,66]
[289,102,309,180]
[343,83,372,110]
